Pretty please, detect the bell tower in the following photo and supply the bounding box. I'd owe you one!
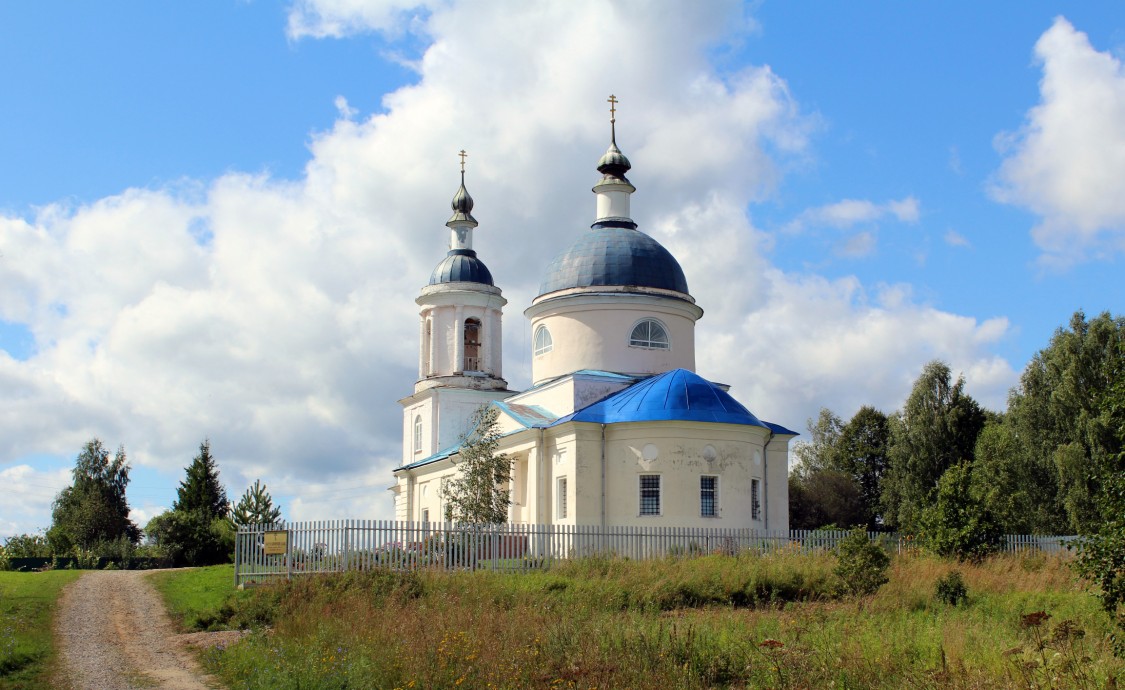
[396,152,513,494]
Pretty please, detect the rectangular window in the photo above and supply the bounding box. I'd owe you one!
[700,475,718,517]
[639,474,661,516]
[421,509,430,524]
[751,478,761,521]
[557,477,568,519]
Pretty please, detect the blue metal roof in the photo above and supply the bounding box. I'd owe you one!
[551,368,795,433]
[538,223,689,296]
[764,421,799,436]
[429,249,494,286]
[396,445,459,472]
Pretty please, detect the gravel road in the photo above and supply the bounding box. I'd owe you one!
[54,569,221,690]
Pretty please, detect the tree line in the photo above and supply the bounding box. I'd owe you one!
[2,439,282,568]
[789,310,1124,557]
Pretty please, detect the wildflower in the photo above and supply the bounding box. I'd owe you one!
[1020,611,1051,629]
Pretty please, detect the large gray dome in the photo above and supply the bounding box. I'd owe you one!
[538,222,689,296]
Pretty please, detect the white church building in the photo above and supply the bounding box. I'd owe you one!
[391,103,796,531]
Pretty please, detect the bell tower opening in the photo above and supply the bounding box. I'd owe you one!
[464,318,481,371]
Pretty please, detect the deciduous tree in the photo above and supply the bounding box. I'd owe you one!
[880,361,987,531]
[441,405,513,524]
[49,439,141,553]
[917,462,1002,560]
[970,421,1055,534]
[788,469,866,530]
[1074,339,1125,654]
[790,408,843,480]
[1006,310,1124,533]
[835,406,890,530]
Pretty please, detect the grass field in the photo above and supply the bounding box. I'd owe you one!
[0,570,82,690]
[149,565,247,632]
[155,552,1123,689]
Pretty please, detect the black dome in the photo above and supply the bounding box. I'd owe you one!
[538,222,689,296]
[429,249,494,286]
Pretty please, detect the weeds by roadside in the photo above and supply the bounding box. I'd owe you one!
[156,553,1123,689]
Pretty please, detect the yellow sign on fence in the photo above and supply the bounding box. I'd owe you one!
[263,530,288,556]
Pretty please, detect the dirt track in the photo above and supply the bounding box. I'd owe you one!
[54,570,222,689]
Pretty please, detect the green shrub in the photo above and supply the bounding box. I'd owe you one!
[918,463,1003,561]
[145,510,233,566]
[834,527,890,596]
[2,534,51,558]
[934,570,968,606]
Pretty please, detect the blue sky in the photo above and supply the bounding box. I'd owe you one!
[1,1,1123,537]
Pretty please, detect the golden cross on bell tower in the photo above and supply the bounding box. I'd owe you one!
[607,94,618,143]
[458,149,467,177]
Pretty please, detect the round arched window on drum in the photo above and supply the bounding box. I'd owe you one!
[534,325,553,356]
[629,319,670,350]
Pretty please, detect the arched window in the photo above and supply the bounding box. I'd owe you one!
[629,319,670,350]
[464,318,481,371]
[413,415,423,454]
[533,325,553,356]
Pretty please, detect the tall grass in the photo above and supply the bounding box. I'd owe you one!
[183,552,1122,689]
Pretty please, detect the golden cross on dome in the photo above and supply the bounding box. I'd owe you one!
[458,149,467,174]
[607,94,619,143]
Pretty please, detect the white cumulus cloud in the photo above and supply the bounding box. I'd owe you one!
[788,196,921,231]
[992,16,1125,267]
[0,465,72,537]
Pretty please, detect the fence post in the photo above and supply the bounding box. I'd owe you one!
[344,519,351,573]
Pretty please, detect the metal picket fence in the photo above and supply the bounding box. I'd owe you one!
[233,520,1077,587]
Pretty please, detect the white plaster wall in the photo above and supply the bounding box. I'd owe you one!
[434,390,509,454]
[401,397,435,465]
[577,422,776,528]
[509,374,632,418]
[508,378,575,417]
[399,387,516,466]
[395,419,789,532]
[401,459,457,523]
[765,437,793,532]
[527,294,701,385]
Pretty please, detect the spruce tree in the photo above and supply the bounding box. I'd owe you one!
[232,480,283,526]
[173,439,228,522]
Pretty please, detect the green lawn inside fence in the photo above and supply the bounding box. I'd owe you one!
[148,565,260,632]
[156,551,1123,689]
[0,570,83,689]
